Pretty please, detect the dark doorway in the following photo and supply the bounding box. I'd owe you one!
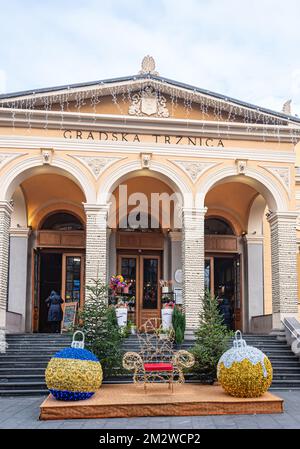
[39,253,62,333]
[213,257,240,331]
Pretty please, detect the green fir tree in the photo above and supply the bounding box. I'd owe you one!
[75,279,123,378]
[191,290,233,383]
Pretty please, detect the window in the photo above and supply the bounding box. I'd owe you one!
[205,218,234,236]
[41,213,84,231]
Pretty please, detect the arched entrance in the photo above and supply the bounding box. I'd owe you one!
[6,169,88,333]
[204,217,241,330]
[36,211,85,333]
[108,174,182,327]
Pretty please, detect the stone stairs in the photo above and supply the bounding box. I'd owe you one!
[0,333,300,395]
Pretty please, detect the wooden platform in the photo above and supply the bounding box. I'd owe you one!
[40,384,284,420]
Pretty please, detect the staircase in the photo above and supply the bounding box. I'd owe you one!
[0,333,300,395]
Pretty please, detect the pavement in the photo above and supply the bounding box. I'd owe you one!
[0,391,300,429]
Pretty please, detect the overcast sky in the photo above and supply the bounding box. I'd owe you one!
[1,0,300,115]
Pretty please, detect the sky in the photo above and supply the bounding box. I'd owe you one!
[1,0,300,115]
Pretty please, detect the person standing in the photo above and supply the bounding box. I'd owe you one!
[219,296,232,330]
[45,290,64,333]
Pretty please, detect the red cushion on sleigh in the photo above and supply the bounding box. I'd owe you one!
[144,363,173,372]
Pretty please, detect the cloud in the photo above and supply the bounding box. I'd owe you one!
[0,0,300,114]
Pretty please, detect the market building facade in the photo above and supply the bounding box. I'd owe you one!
[1,56,300,336]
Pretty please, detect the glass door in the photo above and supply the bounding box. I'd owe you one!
[140,255,161,327]
[62,253,84,307]
[118,255,138,325]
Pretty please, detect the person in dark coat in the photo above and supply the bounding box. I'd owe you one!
[219,297,232,330]
[45,290,64,333]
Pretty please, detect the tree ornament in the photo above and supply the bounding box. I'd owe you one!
[45,331,103,401]
[217,331,273,398]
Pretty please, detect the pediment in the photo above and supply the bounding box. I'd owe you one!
[0,56,299,127]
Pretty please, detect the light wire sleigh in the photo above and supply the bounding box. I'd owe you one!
[122,318,195,392]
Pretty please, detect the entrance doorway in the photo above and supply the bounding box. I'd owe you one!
[35,250,84,333]
[205,255,241,330]
[117,252,161,328]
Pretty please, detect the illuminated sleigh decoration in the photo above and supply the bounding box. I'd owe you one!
[122,318,195,392]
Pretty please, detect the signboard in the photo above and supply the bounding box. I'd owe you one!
[61,302,77,333]
[174,288,183,305]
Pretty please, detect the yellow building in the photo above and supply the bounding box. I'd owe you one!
[0,56,299,336]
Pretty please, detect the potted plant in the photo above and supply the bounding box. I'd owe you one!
[128,320,137,335]
[161,301,175,330]
[172,306,186,346]
[115,300,128,327]
[159,279,170,294]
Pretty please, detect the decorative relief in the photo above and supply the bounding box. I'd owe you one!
[41,148,53,164]
[128,86,169,118]
[70,155,125,180]
[261,165,291,193]
[140,153,152,169]
[139,55,159,76]
[169,160,219,183]
[236,159,247,175]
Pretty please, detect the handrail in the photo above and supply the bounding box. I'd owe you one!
[281,319,300,343]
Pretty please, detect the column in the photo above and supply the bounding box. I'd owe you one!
[84,204,110,296]
[268,212,299,330]
[0,201,13,330]
[245,235,264,331]
[7,227,30,332]
[182,207,207,337]
[169,231,182,288]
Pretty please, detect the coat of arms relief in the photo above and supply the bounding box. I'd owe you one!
[128,86,170,118]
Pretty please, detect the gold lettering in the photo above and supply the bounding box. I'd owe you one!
[100,132,108,141]
[63,130,72,139]
[188,137,196,146]
[86,131,94,140]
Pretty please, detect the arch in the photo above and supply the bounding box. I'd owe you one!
[10,186,28,228]
[98,160,193,208]
[248,194,267,235]
[196,166,288,211]
[0,156,96,203]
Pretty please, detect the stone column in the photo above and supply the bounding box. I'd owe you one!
[0,201,13,330]
[267,212,299,330]
[182,207,207,337]
[8,227,31,333]
[84,204,110,297]
[169,231,182,289]
[245,235,264,331]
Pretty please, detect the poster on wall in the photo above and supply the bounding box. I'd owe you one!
[174,288,183,305]
[61,302,77,333]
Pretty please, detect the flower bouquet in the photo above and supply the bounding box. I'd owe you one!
[110,275,127,295]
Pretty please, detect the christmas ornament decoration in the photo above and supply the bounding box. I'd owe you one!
[217,331,273,398]
[45,331,103,401]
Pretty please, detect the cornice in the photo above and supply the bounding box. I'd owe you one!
[0,135,296,164]
[0,107,298,143]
